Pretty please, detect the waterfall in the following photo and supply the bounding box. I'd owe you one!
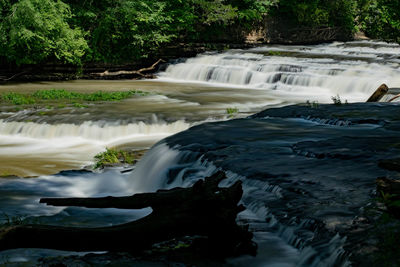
[0,119,190,176]
[1,40,397,265]
[128,142,351,267]
[0,119,189,142]
[159,41,400,103]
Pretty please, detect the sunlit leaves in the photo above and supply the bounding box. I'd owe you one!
[0,0,278,65]
[0,0,88,65]
[359,0,400,43]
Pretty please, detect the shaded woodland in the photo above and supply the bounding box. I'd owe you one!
[0,0,399,67]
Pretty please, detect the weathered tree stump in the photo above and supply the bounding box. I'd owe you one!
[0,171,256,257]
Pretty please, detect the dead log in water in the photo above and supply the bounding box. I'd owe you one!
[88,59,165,79]
[366,84,389,102]
[0,171,256,257]
[0,71,28,83]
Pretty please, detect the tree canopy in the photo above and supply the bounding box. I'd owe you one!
[0,0,87,65]
[358,0,400,43]
[0,0,399,66]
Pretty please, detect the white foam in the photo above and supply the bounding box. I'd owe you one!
[159,41,400,103]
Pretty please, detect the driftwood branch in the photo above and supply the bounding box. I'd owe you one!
[0,71,28,82]
[0,171,255,257]
[94,59,165,79]
[388,94,400,103]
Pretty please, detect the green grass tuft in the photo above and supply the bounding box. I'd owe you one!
[226,107,239,118]
[1,92,36,105]
[1,89,151,107]
[267,51,283,56]
[306,100,319,108]
[94,148,135,169]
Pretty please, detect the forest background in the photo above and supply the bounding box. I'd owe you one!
[0,0,399,67]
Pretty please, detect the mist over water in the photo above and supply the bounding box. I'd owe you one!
[1,40,400,265]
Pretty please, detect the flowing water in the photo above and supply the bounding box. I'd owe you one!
[1,40,400,265]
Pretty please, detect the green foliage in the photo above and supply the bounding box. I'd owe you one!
[31,89,149,101]
[1,92,36,105]
[72,102,88,108]
[94,148,135,169]
[87,1,174,62]
[331,95,343,105]
[193,0,237,26]
[31,89,80,100]
[306,100,319,108]
[0,0,88,65]
[226,107,239,117]
[267,51,283,56]
[66,0,276,62]
[0,0,276,65]
[0,89,150,106]
[270,0,357,32]
[79,90,150,101]
[358,0,400,43]
[4,0,399,66]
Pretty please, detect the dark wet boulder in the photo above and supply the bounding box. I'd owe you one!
[379,158,400,172]
[0,171,255,258]
[162,102,400,265]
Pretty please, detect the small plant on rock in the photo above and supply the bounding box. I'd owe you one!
[94,148,134,169]
[306,100,319,108]
[331,94,342,105]
[226,107,239,117]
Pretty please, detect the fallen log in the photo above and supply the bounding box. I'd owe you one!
[0,71,28,83]
[366,84,389,102]
[0,171,256,257]
[89,59,165,79]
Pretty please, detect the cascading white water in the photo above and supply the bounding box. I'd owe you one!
[0,119,190,177]
[1,40,398,265]
[160,41,400,103]
[128,142,350,267]
[0,119,189,142]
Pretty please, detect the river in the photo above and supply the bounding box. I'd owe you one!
[1,40,400,265]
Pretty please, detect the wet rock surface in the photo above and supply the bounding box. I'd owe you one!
[2,103,400,266]
[163,102,400,265]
